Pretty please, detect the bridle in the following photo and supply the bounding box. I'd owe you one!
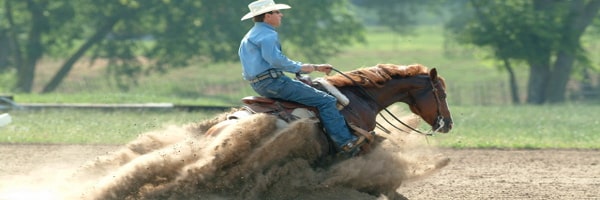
[330,67,446,136]
[428,78,446,133]
[378,75,445,136]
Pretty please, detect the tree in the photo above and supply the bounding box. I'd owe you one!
[0,0,364,93]
[352,0,445,32]
[446,0,600,104]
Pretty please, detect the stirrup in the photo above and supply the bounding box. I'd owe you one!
[340,136,366,155]
[348,123,375,143]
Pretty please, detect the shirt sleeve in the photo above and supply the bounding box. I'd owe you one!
[260,32,302,73]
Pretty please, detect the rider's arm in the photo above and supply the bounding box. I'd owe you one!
[260,32,304,73]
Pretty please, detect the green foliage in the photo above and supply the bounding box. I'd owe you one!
[1,0,364,92]
[444,0,600,103]
[0,69,15,92]
[275,0,366,62]
[446,1,564,61]
[351,0,445,33]
[7,26,500,106]
[7,25,600,106]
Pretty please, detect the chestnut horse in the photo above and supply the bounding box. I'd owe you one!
[207,63,453,158]
[85,63,453,200]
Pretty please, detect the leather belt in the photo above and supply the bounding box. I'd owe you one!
[249,70,284,83]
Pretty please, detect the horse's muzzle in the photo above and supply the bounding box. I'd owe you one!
[435,118,453,133]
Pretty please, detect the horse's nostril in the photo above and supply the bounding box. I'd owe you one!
[445,120,453,128]
[445,124,453,132]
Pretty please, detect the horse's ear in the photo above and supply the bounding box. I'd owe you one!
[430,68,438,80]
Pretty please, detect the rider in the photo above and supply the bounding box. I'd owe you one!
[238,0,365,155]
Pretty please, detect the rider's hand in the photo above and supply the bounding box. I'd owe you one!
[300,64,317,73]
[314,64,333,75]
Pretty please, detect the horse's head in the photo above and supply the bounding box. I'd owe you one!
[407,68,453,133]
[324,64,453,133]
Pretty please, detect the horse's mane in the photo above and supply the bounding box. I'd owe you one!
[325,63,430,88]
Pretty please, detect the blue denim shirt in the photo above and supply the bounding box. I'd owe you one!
[239,22,302,81]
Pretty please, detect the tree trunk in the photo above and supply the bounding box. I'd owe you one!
[546,0,600,103]
[526,62,550,104]
[4,1,22,76]
[41,16,122,93]
[16,0,46,93]
[15,60,36,92]
[546,52,575,103]
[502,58,520,104]
[4,1,24,91]
[0,31,10,70]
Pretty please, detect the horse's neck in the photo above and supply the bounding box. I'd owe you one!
[359,78,416,109]
[338,78,418,131]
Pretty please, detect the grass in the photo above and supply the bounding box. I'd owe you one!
[1,26,599,149]
[2,104,599,149]
[0,109,220,144]
[430,104,600,149]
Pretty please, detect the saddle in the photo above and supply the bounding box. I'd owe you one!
[241,96,318,122]
[240,75,337,123]
[238,76,375,144]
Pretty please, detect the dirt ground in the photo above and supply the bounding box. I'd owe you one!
[0,144,598,200]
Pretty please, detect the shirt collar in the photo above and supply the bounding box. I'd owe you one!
[255,22,275,31]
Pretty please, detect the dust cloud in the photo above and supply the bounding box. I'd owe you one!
[0,109,449,200]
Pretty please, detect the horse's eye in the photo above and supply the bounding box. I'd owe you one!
[439,93,447,99]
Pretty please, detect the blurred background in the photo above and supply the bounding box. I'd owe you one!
[1,0,598,105]
[0,0,599,147]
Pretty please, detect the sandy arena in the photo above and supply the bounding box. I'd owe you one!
[0,113,599,199]
[1,145,599,199]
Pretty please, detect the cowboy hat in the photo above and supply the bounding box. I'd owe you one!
[241,0,291,21]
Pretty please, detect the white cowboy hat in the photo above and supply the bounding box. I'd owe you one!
[241,0,291,21]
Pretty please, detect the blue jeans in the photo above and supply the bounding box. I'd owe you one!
[250,76,355,148]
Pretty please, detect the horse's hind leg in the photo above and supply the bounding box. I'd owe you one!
[227,118,322,197]
[140,114,286,198]
[202,114,284,168]
[151,118,319,199]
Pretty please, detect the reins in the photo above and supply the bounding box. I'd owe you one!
[329,67,439,136]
